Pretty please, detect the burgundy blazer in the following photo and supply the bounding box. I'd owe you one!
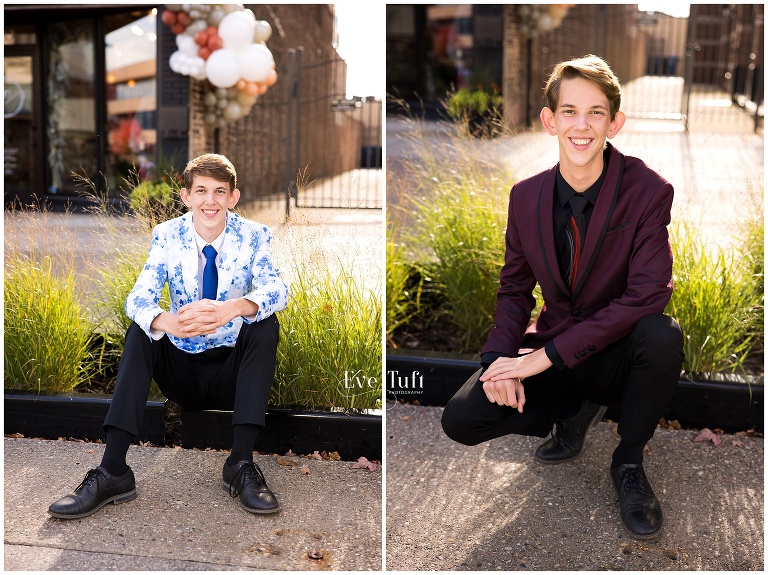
[481,143,675,369]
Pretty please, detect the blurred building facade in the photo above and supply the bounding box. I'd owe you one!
[4,4,382,213]
[386,4,763,132]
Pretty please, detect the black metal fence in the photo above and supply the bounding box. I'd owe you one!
[222,49,382,216]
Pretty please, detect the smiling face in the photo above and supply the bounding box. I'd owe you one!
[540,77,625,191]
[180,175,240,242]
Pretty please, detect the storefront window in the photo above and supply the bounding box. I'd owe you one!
[46,19,96,195]
[104,10,157,189]
[4,54,35,198]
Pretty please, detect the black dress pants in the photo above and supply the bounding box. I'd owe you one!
[104,315,280,438]
[441,313,684,449]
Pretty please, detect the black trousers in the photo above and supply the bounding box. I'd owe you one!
[104,315,280,438]
[441,313,684,449]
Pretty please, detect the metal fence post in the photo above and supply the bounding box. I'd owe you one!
[284,49,295,218]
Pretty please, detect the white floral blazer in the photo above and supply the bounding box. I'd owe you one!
[126,211,289,353]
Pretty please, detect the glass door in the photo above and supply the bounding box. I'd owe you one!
[4,51,38,202]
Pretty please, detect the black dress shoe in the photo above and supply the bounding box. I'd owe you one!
[222,460,280,514]
[48,466,137,519]
[611,464,663,539]
[535,400,607,463]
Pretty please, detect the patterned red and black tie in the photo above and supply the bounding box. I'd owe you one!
[566,195,589,291]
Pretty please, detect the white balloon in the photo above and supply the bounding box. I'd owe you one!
[238,43,273,83]
[219,11,255,51]
[243,9,255,22]
[253,20,272,43]
[205,48,241,88]
[176,34,198,57]
[204,113,218,125]
[169,51,183,73]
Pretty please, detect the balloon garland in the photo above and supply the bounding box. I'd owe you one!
[161,4,278,127]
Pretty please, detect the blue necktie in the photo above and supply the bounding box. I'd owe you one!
[202,245,218,300]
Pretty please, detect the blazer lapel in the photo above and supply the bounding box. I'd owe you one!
[571,144,625,298]
[178,212,200,301]
[536,165,570,298]
[217,211,244,300]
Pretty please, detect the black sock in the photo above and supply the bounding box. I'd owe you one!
[100,426,132,476]
[611,440,644,468]
[227,424,262,466]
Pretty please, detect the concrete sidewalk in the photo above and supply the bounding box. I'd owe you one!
[386,402,763,571]
[4,437,381,571]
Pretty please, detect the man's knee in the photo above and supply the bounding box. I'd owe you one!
[631,313,684,366]
[441,400,483,447]
[633,313,682,347]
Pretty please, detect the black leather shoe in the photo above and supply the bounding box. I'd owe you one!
[222,460,280,514]
[611,464,663,539]
[535,400,607,463]
[48,466,137,519]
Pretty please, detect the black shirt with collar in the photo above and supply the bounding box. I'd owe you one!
[481,146,611,371]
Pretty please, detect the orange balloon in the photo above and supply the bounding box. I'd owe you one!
[266,70,278,86]
[256,82,268,95]
[237,79,247,91]
[244,82,258,96]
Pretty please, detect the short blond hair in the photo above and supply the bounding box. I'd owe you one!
[544,55,622,120]
[182,153,237,192]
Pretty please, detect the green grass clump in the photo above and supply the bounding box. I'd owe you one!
[666,219,764,376]
[408,174,510,352]
[4,252,94,393]
[386,229,422,344]
[273,261,382,412]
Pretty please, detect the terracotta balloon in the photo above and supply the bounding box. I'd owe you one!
[266,69,278,86]
[171,23,186,35]
[198,46,212,60]
[176,11,192,27]
[243,82,258,96]
[256,82,268,95]
[207,35,223,51]
[194,30,208,46]
[161,10,177,26]
[236,79,247,91]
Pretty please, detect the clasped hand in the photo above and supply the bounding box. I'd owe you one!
[478,348,553,412]
[174,299,230,338]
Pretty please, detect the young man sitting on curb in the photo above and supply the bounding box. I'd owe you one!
[49,153,289,518]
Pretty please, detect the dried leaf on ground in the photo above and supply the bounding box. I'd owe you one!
[329,451,341,461]
[351,456,377,472]
[6,433,24,438]
[284,449,296,457]
[694,428,721,446]
[611,424,621,439]
[276,456,298,467]
[300,465,311,475]
[401,415,411,422]
[309,451,323,460]
[731,439,744,447]
[643,444,651,454]
[735,428,761,438]
[139,441,152,447]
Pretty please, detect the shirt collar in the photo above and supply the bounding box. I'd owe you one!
[194,228,226,256]
[556,146,611,208]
